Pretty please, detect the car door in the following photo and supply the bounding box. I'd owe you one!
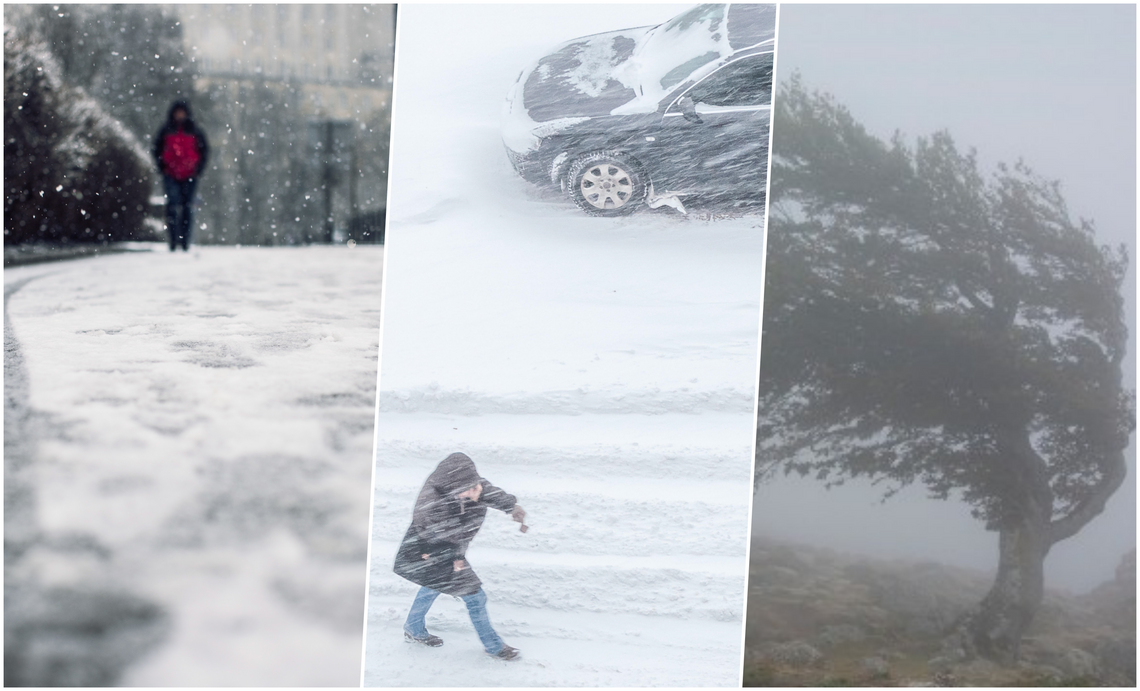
[657,52,774,199]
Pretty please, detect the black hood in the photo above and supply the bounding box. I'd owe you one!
[166,100,194,125]
[427,453,482,496]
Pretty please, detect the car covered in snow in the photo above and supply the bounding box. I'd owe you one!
[502,3,775,216]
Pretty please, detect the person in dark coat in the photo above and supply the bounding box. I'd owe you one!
[153,100,208,251]
[394,452,527,660]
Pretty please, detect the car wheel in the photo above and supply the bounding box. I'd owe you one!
[567,152,647,217]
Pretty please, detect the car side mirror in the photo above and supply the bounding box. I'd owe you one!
[677,95,702,124]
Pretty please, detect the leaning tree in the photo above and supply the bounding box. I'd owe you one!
[755,75,1134,662]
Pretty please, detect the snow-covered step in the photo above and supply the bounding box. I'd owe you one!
[374,386,756,416]
[370,468,747,506]
[374,412,756,483]
[363,596,743,686]
[368,595,741,653]
[376,440,751,484]
[369,542,745,622]
[370,484,749,559]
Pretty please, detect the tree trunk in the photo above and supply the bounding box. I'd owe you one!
[964,518,1050,663]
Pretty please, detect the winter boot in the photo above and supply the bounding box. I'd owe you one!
[489,644,520,661]
[403,630,443,647]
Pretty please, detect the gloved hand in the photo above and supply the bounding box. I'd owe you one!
[511,505,528,533]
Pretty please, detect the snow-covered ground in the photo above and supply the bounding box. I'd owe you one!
[363,5,765,686]
[4,246,382,685]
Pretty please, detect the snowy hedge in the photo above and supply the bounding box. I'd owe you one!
[5,30,156,245]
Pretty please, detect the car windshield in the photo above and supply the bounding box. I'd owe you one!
[520,3,776,121]
[659,4,725,35]
[726,4,776,49]
[637,3,775,94]
[640,4,726,91]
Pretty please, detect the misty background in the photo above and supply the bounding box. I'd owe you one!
[752,4,1135,594]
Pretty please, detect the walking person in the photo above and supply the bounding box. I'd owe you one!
[394,452,528,660]
[154,100,208,251]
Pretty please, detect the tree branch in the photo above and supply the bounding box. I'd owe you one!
[1048,449,1128,544]
[955,280,993,314]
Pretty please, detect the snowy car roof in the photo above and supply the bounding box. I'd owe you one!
[522,3,776,122]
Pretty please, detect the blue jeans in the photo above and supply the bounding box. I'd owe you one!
[404,586,504,654]
[163,176,198,250]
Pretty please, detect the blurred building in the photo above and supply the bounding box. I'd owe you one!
[177,4,394,121]
[175,4,395,244]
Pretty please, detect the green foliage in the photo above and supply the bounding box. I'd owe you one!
[757,75,1133,535]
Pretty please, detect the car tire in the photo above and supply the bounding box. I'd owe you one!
[567,151,648,217]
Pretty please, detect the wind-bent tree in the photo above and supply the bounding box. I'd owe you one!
[755,75,1134,662]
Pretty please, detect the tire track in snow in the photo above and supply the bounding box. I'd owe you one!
[6,276,43,549]
[4,274,169,686]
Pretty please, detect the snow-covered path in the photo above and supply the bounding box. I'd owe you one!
[363,6,764,686]
[4,246,382,685]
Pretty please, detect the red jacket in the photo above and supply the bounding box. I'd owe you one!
[154,114,209,181]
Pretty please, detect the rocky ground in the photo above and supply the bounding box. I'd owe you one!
[744,536,1135,687]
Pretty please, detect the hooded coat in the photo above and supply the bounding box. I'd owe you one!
[153,100,209,180]
[393,453,517,596]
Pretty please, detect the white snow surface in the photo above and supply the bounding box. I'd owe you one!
[5,246,382,685]
[364,5,765,687]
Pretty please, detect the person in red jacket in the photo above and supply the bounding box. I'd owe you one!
[153,101,208,251]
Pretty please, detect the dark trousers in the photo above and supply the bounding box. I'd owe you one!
[163,176,198,251]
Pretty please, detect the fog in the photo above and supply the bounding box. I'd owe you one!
[753,4,1136,594]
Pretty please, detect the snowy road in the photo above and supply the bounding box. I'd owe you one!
[4,246,382,685]
[363,5,764,686]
